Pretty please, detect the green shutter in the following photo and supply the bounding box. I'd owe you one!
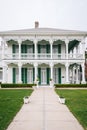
[12,44,16,53]
[25,68,27,83]
[25,45,27,53]
[22,68,27,83]
[33,68,35,83]
[38,68,41,84]
[21,45,27,53]
[38,44,41,53]
[21,45,23,53]
[22,68,24,83]
[47,68,50,84]
[58,68,61,84]
[33,44,34,53]
[58,44,61,53]
[46,44,50,53]
[13,68,16,83]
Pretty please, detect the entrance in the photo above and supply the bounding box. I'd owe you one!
[27,68,33,83]
[41,68,47,84]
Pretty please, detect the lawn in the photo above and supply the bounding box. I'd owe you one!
[0,89,33,130]
[55,89,87,130]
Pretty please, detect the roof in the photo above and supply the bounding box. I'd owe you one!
[0,27,87,36]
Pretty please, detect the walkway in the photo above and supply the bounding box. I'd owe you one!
[7,88,84,130]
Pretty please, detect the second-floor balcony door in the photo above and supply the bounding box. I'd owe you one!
[41,45,46,53]
[27,45,34,53]
[38,44,50,58]
[12,44,18,58]
[53,44,61,58]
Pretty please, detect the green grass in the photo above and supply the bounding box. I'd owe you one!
[55,89,87,130]
[0,89,33,130]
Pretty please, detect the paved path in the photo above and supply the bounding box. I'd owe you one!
[7,88,84,130]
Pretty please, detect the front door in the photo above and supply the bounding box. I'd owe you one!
[41,68,47,84]
[27,68,33,83]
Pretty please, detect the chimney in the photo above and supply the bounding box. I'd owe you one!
[35,21,39,28]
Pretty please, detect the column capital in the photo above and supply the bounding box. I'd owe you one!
[18,39,22,44]
[65,62,69,67]
[81,62,85,67]
[49,39,53,44]
[81,37,85,44]
[65,38,69,44]
[18,62,22,67]
[34,39,38,44]
[34,63,38,67]
[49,63,53,67]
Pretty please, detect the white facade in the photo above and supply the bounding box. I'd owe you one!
[0,24,87,85]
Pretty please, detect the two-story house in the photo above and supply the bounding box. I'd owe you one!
[0,22,86,86]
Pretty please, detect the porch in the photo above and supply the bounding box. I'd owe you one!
[2,62,85,85]
[4,53,83,60]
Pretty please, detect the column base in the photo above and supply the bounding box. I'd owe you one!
[18,81,22,83]
[65,81,70,84]
[76,81,80,84]
[81,81,86,84]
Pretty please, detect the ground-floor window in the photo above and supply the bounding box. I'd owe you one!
[12,67,62,84]
[53,68,61,84]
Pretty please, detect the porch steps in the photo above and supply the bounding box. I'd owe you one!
[38,85,52,88]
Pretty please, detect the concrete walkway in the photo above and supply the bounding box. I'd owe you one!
[7,88,84,130]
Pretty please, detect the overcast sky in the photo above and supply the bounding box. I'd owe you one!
[0,0,87,31]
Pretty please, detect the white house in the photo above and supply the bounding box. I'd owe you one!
[0,22,86,85]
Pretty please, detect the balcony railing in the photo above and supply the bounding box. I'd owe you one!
[3,53,84,60]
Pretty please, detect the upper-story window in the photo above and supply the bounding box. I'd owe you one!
[12,44,18,53]
[53,44,61,53]
[21,44,34,53]
[38,44,50,53]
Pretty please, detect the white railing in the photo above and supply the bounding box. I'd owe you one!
[3,53,84,60]
[4,53,19,59]
[52,54,67,59]
[21,53,35,59]
[68,54,83,59]
[37,53,51,59]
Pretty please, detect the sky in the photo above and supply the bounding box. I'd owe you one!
[0,0,87,31]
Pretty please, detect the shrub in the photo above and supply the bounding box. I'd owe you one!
[1,83,36,88]
[54,84,87,88]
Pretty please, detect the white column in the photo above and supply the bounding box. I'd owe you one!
[81,38,85,59]
[34,40,37,59]
[76,66,79,84]
[65,63,69,84]
[81,63,86,84]
[1,41,5,59]
[49,40,53,59]
[34,63,38,81]
[65,38,69,59]
[18,63,22,83]
[18,39,21,59]
[72,66,76,84]
[73,47,76,58]
[50,63,53,79]
[50,63,54,87]
[2,64,7,83]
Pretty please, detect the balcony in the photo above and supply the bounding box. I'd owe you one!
[3,53,84,60]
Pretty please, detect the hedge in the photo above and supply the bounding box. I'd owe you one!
[1,83,36,88]
[54,84,87,88]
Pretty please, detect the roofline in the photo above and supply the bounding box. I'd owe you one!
[0,27,87,36]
